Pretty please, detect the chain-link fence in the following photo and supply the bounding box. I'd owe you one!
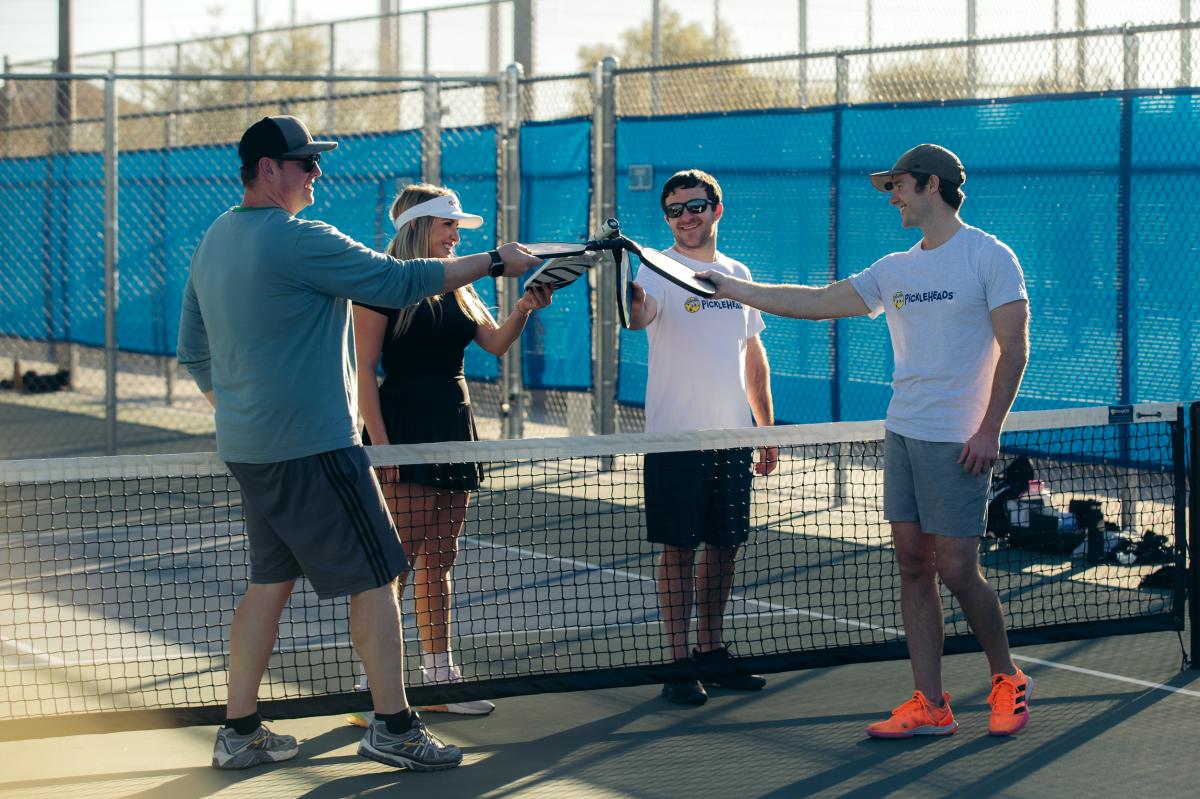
[3,20,1200,458]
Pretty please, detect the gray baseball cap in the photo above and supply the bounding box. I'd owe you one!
[869,144,965,192]
[238,115,337,165]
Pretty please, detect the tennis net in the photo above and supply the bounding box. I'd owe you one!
[0,402,1189,735]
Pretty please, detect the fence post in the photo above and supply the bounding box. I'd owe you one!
[104,74,119,455]
[1183,0,1193,87]
[651,0,662,114]
[1123,25,1140,90]
[326,23,337,132]
[593,56,618,439]
[422,81,442,185]
[498,63,524,439]
[1189,402,1200,668]
[245,32,255,127]
[1117,30,1135,408]
[797,0,808,106]
[967,0,979,96]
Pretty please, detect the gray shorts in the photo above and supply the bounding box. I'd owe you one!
[883,430,992,537]
[227,446,408,599]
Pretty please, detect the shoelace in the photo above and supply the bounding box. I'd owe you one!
[891,693,929,717]
[989,677,1017,710]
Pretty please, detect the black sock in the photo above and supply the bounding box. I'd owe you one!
[376,708,418,734]
[223,712,262,736]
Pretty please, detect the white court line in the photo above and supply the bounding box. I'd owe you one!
[466,536,1199,700]
[1012,655,1200,698]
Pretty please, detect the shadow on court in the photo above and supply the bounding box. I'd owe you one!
[1,628,1197,798]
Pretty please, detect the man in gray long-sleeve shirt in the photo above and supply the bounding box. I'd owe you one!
[181,115,539,773]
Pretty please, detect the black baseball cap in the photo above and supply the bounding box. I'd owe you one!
[869,144,965,192]
[238,115,337,165]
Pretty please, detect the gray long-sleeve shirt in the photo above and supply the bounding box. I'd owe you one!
[177,206,444,463]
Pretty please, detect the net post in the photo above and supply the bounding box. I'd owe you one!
[1189,402,1200,668]
[103,73,119,456]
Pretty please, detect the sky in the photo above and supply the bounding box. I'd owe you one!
[1,0,1190,76]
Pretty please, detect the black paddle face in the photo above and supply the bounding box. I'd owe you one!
[633,245,717,297]
[615,248,633,328]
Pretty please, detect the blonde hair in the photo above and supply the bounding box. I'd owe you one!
[387,184,495,332]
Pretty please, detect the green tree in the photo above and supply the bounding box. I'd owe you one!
[572,8,812,116]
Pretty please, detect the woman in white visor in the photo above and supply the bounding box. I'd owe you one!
[350,184,553,721]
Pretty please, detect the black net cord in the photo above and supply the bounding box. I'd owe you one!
[1189,403,1200,669]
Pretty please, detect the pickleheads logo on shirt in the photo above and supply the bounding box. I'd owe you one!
[683,296,744,313]
[892,289,955,309]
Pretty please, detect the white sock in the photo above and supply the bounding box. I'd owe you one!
[421,650,455,674]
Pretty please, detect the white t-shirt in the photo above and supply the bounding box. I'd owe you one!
[639,248,766,434]
[848,224,1027,443]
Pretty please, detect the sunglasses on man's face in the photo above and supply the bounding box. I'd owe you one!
[664,198,714,219]
[282,154,321,173]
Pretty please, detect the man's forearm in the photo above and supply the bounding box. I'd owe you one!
[440,253,491,293]
[978,349,1027,433]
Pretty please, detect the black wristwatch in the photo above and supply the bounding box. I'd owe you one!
[487,249,505,278]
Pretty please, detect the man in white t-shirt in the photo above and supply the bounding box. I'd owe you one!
[627,169,778,706]
[698,145,1034,737]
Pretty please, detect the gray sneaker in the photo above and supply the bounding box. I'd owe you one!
[211,724,299,770]
[357,715,463,771]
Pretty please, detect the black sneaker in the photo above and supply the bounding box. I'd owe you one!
[693,646,766,691]
[662,679,708,705]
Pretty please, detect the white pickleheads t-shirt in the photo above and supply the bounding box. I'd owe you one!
[639,248,765,434]
[848,224,1027,443]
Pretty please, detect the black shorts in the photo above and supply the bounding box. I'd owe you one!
[366,377,483,492]
[227,446,408,599]
[643,448,754,549]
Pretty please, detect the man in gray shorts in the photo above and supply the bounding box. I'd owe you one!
[695,144,1033,738]
[178,115,540,771]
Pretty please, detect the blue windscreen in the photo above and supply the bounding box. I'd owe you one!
[442,125,499,382]
[519,118,592,390]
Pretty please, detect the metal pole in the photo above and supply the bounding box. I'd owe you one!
[1123,25,1139,89]
[499,63,524,439]
[1189,402,1200,669]
[327,23,337,131]
[651,0,661,114]
[866,0,874,81]
[513,0,535,75]
[1053,0,1062,90]
[967,0,977,96]
[593,57,618,439]
[1076,0,1087,90]
[55,0,77,384]
[488,0,501,75]
[422,10,431,75]
[798,0,808,106]
[422,81,442,184]
[245,32,254,126]
[104,74,119,455]
[1183,0,1193,86]
[138,0,145,77]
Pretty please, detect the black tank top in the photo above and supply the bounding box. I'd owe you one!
[356,294,478,381]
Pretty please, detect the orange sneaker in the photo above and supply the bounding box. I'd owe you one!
[988,670,1032,735]
[866,691,957,738]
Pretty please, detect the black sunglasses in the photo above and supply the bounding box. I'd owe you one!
[664,198,714,218]
[281,153,321,172]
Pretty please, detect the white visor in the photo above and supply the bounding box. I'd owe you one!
[393,194,485,232]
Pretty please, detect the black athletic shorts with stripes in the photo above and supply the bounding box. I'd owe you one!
[227,446,408,599]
